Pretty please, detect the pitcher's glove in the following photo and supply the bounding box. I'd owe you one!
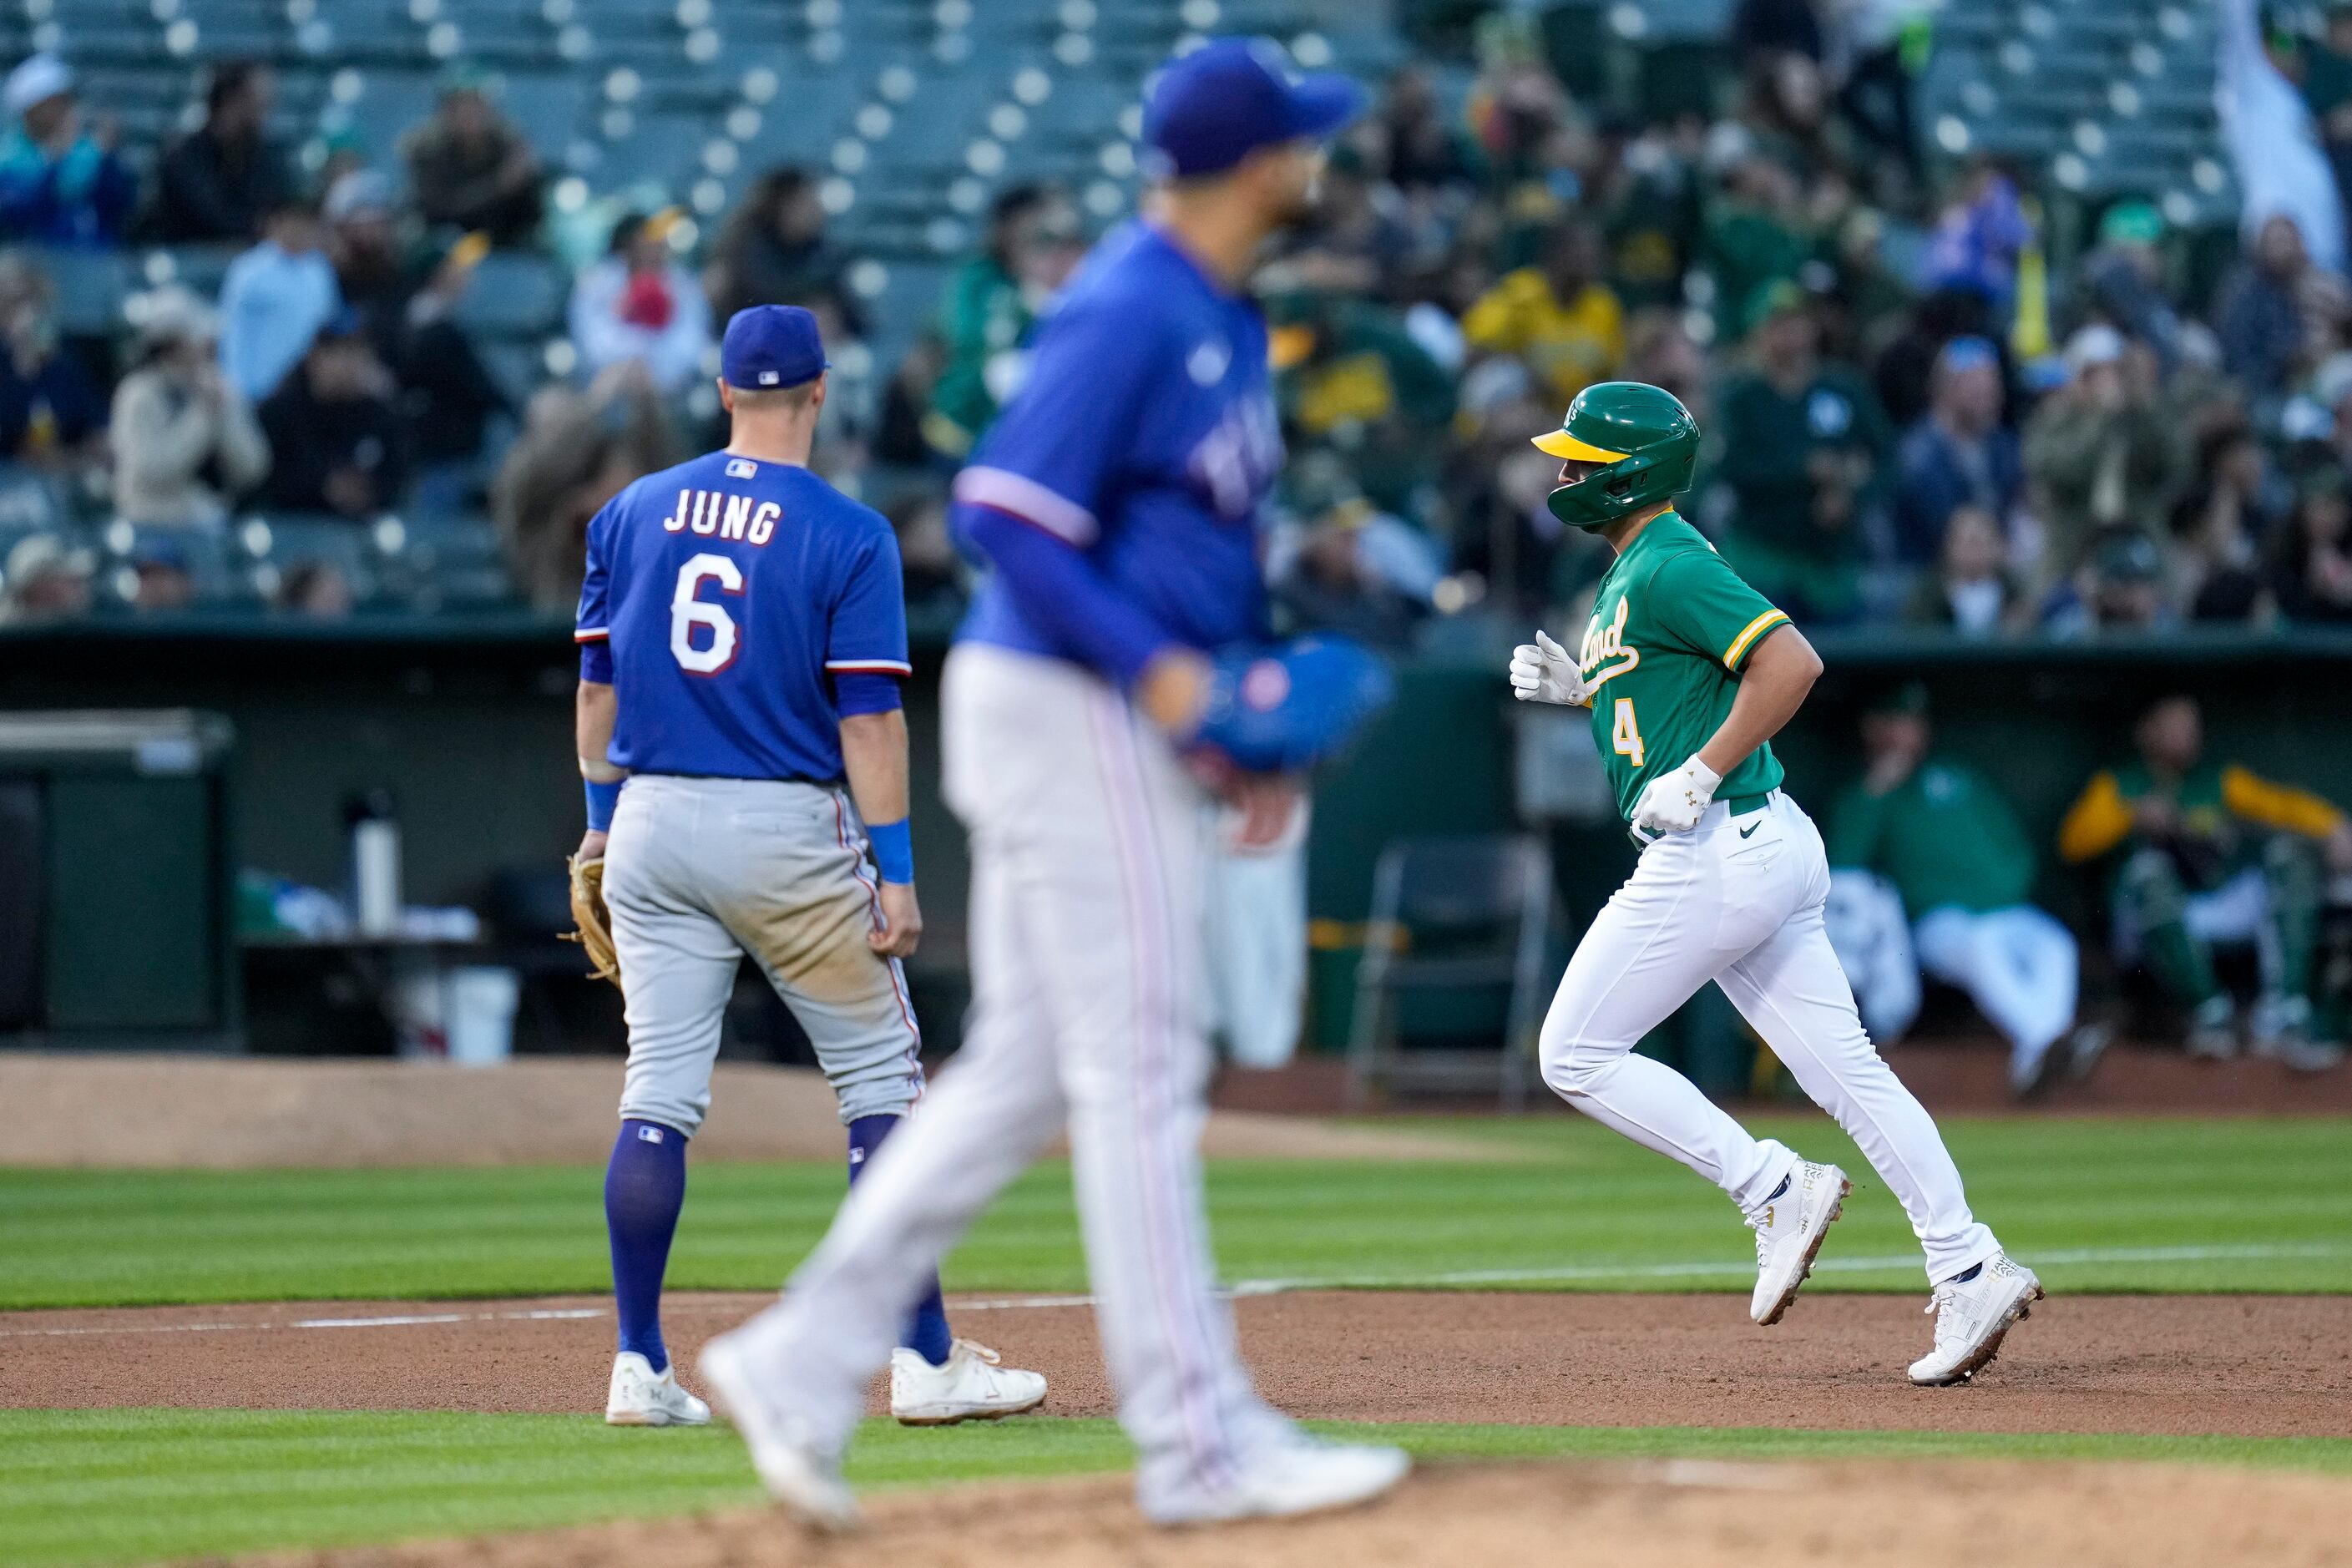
[1193,635,1393,774]
[565,855,623,991]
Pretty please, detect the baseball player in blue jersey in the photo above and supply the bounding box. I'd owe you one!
[699,41,1399,1530]
[571,304,1046,1430]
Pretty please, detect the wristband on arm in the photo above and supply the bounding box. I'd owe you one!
[583,776,623,832]
[867,817,914,884]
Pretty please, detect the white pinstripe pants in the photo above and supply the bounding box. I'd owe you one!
[719,644,1289,1517]
[1538,792,2000,1284]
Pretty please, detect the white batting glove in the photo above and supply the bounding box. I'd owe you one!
[1631,756,1723,837]
[1509,629,1591,706]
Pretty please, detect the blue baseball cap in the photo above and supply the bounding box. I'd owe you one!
[721,304,828,391]
[1141,38,1365,181]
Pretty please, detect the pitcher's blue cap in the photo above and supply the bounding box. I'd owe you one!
[721,304,828,391]
[1141,38,1365,180]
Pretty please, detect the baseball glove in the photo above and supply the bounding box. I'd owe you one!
[1192,635,1394,774]
[565,855,623,991]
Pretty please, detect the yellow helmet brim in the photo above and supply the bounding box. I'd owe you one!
[1530,428,1631,463]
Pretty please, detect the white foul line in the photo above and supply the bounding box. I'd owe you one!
[3,1243,2344,1338]
[0,1306,608,1340]
[1215,1241,2352,1295]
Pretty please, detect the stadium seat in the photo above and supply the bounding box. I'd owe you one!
[454,252,569,339]
[35,250,134,341]
[139,245,240,299]
[1346,835,1555,1111]
[496,73,594,157]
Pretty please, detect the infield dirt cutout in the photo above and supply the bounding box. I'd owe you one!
[10,1290,2350,1436]
[0,1055,1495,1167]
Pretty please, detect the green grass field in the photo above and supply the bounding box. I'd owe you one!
[8,1409,2351,1568]
[4,1115,2349,1309]
[8,1114,2351,1566]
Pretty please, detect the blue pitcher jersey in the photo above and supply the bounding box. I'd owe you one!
[952,220,1282,663]
[576,451,908,782]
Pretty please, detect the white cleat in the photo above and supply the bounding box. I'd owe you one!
[604,1351,711,1427]
[698,1329,861,1532]
[1747,1161,1851,1325]
[891,1339,1049,1426]
[1153,1436,1411,1527]
[1909,1250,2043,1387]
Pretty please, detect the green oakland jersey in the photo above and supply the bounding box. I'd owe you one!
[1577,511,1790,822]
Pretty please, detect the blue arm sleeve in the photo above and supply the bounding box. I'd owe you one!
[957,503,1176,687]
[835,671,903,716]
[579,641,614,683]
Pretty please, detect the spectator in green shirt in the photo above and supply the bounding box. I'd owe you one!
[922,184,1082,460]
[1713,280,1890,623]
[1701,154,1811,341]
[1268,289,1457,524]
[1827,683,2102,1096]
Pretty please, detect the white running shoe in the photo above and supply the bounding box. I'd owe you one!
[2250,995,2349,1073]
[698,1328,860,1532]
[1747,1161,1851,1325]
[2186,995,2238,1060]
[1152,1436,1411,1527]
[604,1351,711,1427]
[1909,1250,2043,1386]
[890,1339,1049,1426]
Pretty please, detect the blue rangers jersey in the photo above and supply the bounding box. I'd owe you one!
[950,220,1283,680]
[576,449,908,782]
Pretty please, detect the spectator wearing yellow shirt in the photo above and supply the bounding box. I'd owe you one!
[1459,219,1624,406]
[2057,695,2350,1070]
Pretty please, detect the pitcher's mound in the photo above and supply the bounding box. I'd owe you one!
[259,1457,2352,1568]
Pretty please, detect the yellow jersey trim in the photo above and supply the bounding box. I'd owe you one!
[2222,764,2345,838]
[1722,609,1788,669]
[2056,770,2132,864]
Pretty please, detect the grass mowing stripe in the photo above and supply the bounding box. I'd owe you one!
[3,1116,2349,1308]
[3,1410,2351,1568]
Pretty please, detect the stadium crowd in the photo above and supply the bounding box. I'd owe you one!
[0,9,2350,639]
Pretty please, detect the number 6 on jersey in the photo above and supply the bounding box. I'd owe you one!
[1611,696,1646,767]
[671,553,744,675]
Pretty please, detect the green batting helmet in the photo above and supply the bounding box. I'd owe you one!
[1532,381,1702,530]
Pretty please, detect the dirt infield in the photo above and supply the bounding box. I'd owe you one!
[8,1291,2349,1437]
[0,1055,1490,1167]
[253,1459,2352,1568]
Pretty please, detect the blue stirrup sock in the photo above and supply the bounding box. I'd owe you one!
[849,1113,953,1366]
[605,1118,687,1373]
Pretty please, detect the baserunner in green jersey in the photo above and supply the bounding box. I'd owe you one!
[1507,381,2038,1388]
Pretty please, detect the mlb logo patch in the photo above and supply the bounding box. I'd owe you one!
[726,458,757,478]
[759,371,780,385]
[636,1125,665,1144]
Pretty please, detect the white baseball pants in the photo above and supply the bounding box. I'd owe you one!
[1912,903,2080,1070]
[1202,800,1310,1069]
[715,644,1291,1519]
[603,773,923,1135]
[1539,792,1999,1284]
